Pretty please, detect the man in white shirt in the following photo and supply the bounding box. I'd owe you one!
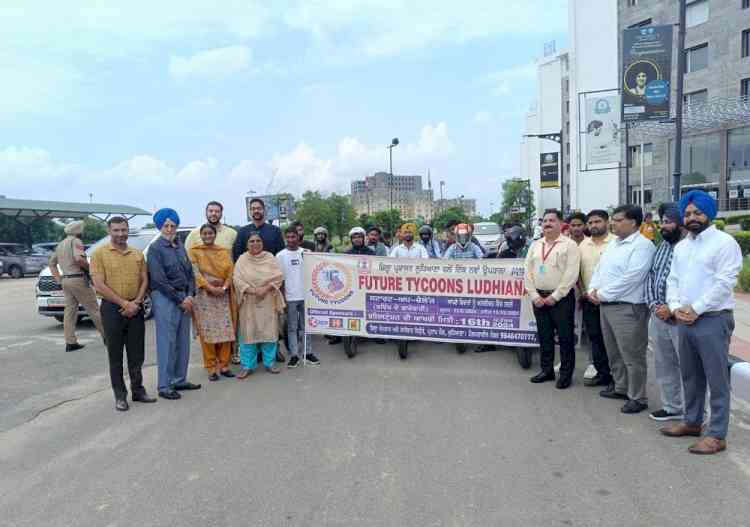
[389,223,429,259]
[589,205,655,414]
[661,191,742,455]
[276,226,319,368]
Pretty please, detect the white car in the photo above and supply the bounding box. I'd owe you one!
[472,222,503,256]
[37,227,193,323]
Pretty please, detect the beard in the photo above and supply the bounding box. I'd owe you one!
[252,212,264,221]
[589,227,607,237]
[686,220,709,234]
[660,228,681,243]
[403,235,413,242]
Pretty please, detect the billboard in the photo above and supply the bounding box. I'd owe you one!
[246,194,295,223]
[621,25,673,122]
[584,95,621,166]
[540,152,559,188]
[304,253,538,347]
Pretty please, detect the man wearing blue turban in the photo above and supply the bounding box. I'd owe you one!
[661,190,742,455]
[147,208,201,400]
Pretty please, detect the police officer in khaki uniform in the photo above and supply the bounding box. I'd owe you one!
[49,220,104,351]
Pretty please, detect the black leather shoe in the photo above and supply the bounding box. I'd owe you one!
[328,336,343,345]
[65,343,85,352]
[530,371,555,383]
[621,400,648,414]
[584,373,611,387]
[556,376,572,389]
[115,399,129,411]
[599,385,628,400]
[208,373,220,382]
[132,392,157,403]
[174,382,202,391]
[220,370,235,378]
[159,389,181,400]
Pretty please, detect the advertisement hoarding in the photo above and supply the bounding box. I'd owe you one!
[540,153,559,188]
[584,95,621,166]
[621,25,673,122]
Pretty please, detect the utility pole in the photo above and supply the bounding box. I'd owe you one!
[673,0,687,202]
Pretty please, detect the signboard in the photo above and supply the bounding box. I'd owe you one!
[540,152,559,188]
[585,95,621,166]
[247,194,295,223]
[730,189,740,199]
[304,253,538,347]
[621,25,673,122]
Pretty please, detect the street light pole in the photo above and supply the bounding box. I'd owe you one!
[387,138,399,213]
[673,0,687,202]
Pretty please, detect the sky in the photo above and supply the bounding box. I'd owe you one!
[0,1,567,226]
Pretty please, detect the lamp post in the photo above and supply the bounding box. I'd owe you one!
[522,131,564,212]
[673,0,687,201]
[388,138,399,212]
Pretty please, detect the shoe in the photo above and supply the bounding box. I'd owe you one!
[132,392,157,403]
[237,369,253,380]
[555,376,572,389]
[288,356,300,368]
[530,371,555,383]
[328,336,343,345]
[65,343,85,352]
[220,370,235,378]
[649,409,684,422]
[583,364,597,380]
[231,353,241,365]
[265,366,281,374]
[688,436,726,455]
[208,373,220,382]
[174,382,201,391]
[621,400,648,414]
[159,389,181,400]
[115,399,129,411]
[599,385,628,400]
[584,373,611,387]
[306,353,321,366]
[660,423,702,437]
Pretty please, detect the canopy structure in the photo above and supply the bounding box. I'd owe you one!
[0,197,151,246]
[629,95,750,140]
[0,197,150,222]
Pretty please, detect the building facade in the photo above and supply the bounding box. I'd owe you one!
[351,172,435,221]
[618,0,750,214]
[434,198,477,217]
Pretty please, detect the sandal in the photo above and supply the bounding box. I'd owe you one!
[208,373,220,382]
[237,369,253,380]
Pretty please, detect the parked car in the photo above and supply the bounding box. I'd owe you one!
[472,222,503,256]
[37,227,193,323]
[0,243,50,278]
[32,242,60,255]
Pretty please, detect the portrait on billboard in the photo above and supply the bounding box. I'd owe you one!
[623,60,660,99]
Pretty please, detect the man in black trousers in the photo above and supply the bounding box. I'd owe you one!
[90,217,156,411]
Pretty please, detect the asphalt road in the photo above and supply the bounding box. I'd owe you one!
[2,277,750,526]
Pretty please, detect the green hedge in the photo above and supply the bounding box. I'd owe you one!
[714,219,726,231]
[740,258,750,292]
[725,214,750,225]
[733,231,750,256]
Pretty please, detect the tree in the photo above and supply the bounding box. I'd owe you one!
[357,213,376,231]
[373,209,402,237]
[0,216,64,245]
[82,218,108,244]
[469,214,486,224]
[328,193,357,243]
[432,207,468,232]
[294,191,333,234]
[501,180,535,233]
[489,212,504,225]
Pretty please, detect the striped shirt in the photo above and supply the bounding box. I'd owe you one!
[644,240,676,310]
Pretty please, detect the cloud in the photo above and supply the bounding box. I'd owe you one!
[169,45,253,79]
[472,111,492,124]
[482,62,536,96]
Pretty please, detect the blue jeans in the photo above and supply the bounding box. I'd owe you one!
[152,290,191,391]
[240,342,277,370]
[286,300,304,358]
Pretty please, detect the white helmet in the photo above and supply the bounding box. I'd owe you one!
[349,226,366,238]
[313,226,328,236]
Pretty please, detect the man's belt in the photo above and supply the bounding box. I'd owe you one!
[600,301,634,306]
[700,309,733,318]
[62,273,85,278]
[536,290,554,298]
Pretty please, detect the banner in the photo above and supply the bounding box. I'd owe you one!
[621,25,673,122]
[540,152,559,188]
[304,253,538,347]
[585,95,621,166]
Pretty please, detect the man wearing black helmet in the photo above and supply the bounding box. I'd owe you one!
[499,225,528,258]
[418,225,443,258]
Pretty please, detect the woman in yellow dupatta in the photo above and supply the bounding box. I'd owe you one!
[188,224,236,382]
[233,232,285,378]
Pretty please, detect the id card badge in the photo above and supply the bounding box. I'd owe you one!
[538,264,546,275]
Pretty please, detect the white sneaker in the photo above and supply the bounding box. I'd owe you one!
[583,364,597,380]
[554,362,561,374]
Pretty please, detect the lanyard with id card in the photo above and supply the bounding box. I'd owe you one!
[539,240,558,275]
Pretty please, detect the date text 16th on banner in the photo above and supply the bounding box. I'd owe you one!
[303,253,538,347]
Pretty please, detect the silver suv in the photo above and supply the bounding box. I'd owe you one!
[37,228,193,322]
[0,243,49,278]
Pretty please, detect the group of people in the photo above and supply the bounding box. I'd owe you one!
[524,190,742,455]
[50,190,743,456]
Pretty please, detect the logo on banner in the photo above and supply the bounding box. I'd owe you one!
[308,317,329,328]
[593,99,611,114]
[310,261,354,304]
[329,318,343,329]
[347,319,361,331]
[356,258,371,274]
